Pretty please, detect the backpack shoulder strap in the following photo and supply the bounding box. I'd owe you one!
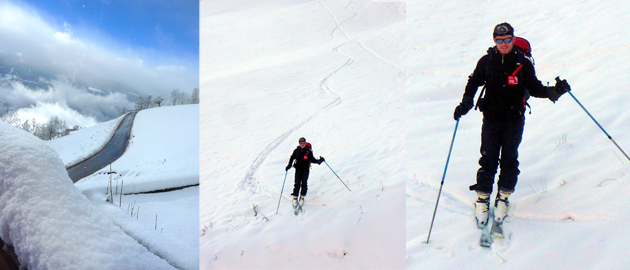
[474,47,495,111]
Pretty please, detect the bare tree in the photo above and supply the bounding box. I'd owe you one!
[191,88,199,104]
[31,119,45,140]
[21,119,31,133]
[1,108,21,127]
[144,95,153,109]
[40,116,67,140]
[170,89,181,105]
[135,96,146,111]
[154,96,164,107]
[120,107,127,116]
[179,91,189,105]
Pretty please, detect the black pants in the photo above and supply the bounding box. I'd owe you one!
[292,169,309,197]
[470,117,524,194]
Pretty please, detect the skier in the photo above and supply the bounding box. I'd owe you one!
[453,22,571,228]
[285,137,324,210]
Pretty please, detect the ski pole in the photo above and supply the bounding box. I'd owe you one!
[276,170,289,214]
[323,161,351,192]
[559,77,630,162]
[426,118,460,244]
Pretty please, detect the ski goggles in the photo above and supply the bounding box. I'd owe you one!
[494,37,513,44]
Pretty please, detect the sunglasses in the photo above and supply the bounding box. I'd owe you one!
[495,37,513,44]
[299,142,306,145]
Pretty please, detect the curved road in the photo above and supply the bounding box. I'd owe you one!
[67,112,137,182]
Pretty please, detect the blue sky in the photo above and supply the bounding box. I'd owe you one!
[16,0,199,73]
[0,1,199,126]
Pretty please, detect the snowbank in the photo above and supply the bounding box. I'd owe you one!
[0,122,175,269]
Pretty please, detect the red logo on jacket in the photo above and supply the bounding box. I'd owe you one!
[508,75,518,85]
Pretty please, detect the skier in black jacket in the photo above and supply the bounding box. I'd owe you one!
[453,22,571,227]
[285,137,324,207]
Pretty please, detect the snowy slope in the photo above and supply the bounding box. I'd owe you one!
[200,0,406,269]
[0,122,175,270]
[75,105,199,270]
[46,113,125,167]
[406,1,630,269]
[48,105,199,270]
[75,105,199,193]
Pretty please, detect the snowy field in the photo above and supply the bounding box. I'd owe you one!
[200,0,406,269]
[406,1,630,269]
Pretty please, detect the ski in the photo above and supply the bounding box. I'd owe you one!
[479,211,506,248]
[479,226,492,247]
[296,198,304,215]
[490,220,504,239]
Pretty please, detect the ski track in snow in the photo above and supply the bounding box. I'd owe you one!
[321,0,406,77]
[409,179,472,215]
[239,0,368,195]
[238,0,406,222]
[511,212,614,222]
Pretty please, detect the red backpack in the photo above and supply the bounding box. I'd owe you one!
[514,36,534,64]
[303,142,312,159]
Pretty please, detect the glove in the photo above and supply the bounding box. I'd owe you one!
[453,96,474,120]
[285,164,291,171]
[548,77,570,102]
[546,86,560,102]
[319,156,325,164]
[555,77,570,94]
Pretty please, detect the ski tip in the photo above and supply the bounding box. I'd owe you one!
[480,236,492,248]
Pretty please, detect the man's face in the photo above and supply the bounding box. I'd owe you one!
[299,142,306,148]
[494,35,514,55]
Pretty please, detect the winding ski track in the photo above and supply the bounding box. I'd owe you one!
[239,0,403,201]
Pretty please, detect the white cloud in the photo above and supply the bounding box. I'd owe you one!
[1,80,133,125]
[17,101,98,128]
[53,32,70,41]
[0,1,198,98]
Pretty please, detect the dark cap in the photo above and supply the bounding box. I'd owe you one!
[299,137,306,143]
[493,22,514,37]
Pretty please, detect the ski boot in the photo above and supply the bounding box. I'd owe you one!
[475,192,490,229]
[298,196,305,214]
[292,196,298,209]
[494,189,512,223]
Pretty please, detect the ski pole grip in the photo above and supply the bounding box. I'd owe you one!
[555,76,570,92]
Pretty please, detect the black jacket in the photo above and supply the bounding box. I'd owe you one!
[464,46,552,122]
[287,146,321,171]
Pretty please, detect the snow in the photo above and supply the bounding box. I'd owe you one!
[73,104,199,270]
[75,105,199,193]
[200,0,405,269]
[46,113,125,167]
[0,104,199,269]
[406,0,630,269]
[0,122,175,269]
